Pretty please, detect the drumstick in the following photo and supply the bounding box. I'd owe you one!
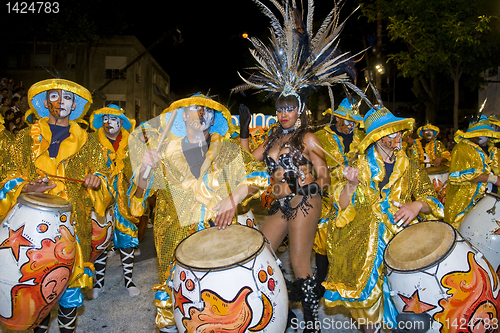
[46,174,85,183]
[142,109,178,180]
[311,140,356,169]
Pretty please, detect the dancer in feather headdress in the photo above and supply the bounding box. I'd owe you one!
[233,1,366,331]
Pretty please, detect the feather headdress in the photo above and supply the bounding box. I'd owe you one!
[232,0,366,110]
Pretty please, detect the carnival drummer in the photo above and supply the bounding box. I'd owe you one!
[0,78,112,333]
[88,105,141,300]
[313,97,365,284]
[408,123,451,168]
[128,94,269,333]
[444,115,500,229]
[323,104,444,333]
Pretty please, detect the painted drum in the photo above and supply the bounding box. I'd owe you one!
[237,210,259,229]
[385,221,500,333]
[171,224,287,333]
[0,193,75,331]
[426,165,449,204]
[459,192,500,274]
[89,205,115,262]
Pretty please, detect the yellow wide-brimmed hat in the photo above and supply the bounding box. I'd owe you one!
[160,93,237,139]
[90,104,135,132]
[28,79,92,121]
[357,106,414,154]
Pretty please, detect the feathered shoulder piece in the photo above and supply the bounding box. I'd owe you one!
[232,0,364,106]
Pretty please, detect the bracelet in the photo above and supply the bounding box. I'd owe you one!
[487,174,498,184]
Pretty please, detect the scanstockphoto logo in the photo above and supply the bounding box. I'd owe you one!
[290,318,429,331]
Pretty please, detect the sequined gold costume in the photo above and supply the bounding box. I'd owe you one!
[323,106,444,327]
[0,123,13,177]
[445,138,495,228]
[313,125,364,255]
[0,118,112,289]
[408,124,450,168]
[130,134,267,280]
[128,95,269,330]
[324,148,444,324]
[93,117,139,246]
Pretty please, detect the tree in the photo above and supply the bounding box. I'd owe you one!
[361,0,500,129]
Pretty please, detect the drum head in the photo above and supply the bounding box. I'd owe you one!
[175,224,265,271]
[18,193,72,209]
[384,221,456,272]
[425,165,449,175]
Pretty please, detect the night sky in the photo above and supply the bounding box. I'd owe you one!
[127,1,272,105]
[3,0,369,112]
[125,0,367,111]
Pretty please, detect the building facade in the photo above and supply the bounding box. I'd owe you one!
[1,35,173,124]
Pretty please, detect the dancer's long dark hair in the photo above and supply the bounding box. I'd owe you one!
[265,95,311,154]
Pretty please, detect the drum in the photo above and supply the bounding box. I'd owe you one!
[426,165,449,204]
[89,205,115,262]
[237,210,259,229]
[459,192,500,274]
[0,193,75,330]
[385,221,500,333]
[171,224,287,333]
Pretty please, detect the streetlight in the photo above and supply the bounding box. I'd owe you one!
[375,63,385,75]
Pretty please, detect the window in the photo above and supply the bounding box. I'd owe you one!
[105,56,127,80]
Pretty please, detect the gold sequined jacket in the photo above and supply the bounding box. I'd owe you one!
[129,133,269,283]
[313,125,365,256]
[445,138,495,228]
[408,138,451,168]
[324,147,444,312]
[96,127,139,235]
[0,118,113,288]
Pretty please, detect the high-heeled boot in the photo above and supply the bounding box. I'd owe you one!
[300,276,323,333]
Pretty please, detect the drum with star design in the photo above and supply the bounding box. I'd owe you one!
[384,221,500,333]
[0,193,75,330]
[171,224,287,333]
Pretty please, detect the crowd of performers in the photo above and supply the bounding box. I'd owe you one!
[0,76,499,333]
[1,1,500,333]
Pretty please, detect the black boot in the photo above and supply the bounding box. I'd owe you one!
[315,253,328,283]
[120,247,140,297]
[57,306,77,333]
[33,313,51,333]
[300,276,323,333]
[90,250,107,299]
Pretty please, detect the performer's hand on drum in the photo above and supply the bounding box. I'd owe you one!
[433,157,443,166]
[22,177,56,193]
[213,194,238,230]
[83,174,101,189]
[392,200,429,227]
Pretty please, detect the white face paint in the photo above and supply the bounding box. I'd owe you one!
[45,89,75,118]
[379,131,402,151]
[477,136,488,145]
[103,115,122,136]
[185,105,215,132]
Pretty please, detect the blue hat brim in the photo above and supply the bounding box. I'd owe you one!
[163,108,230,138]
[92,113,132,131]
[31,91,89,121]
